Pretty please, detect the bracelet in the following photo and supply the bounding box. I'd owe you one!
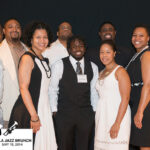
[30,116,39,122]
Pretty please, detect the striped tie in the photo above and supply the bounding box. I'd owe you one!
[76,62,82,74]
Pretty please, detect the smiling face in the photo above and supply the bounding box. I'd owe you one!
[3,19,21,42]
[31,29,49,54]
[99,23,116,41]
[100,43,116,66]
[69,39,86,61]
[132,27,149,52]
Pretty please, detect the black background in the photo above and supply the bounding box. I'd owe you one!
[0,0,150,48]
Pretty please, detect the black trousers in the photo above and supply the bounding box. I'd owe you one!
[54,109,95,150]
[129,144,139,150]
[88,123,95,150]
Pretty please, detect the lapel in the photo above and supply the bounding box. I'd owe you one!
[0,39,19,89]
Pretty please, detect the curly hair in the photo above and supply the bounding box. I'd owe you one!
[67,35,87,50]
[23,21,53,47]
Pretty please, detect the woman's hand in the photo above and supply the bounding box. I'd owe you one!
[109,122,120,139]
[30,116,41,133]
[134,111,143,129]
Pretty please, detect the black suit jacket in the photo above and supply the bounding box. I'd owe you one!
[85,45,135,72]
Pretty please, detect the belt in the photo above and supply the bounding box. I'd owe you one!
[131,82,143,87]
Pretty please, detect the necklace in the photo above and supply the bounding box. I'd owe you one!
[31,48,51,78]
[99,63,117,86]
[99,63,116,80]
[104,63,116,76]
[126,46,149,69]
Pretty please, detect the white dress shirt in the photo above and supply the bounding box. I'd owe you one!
[43,39,69,66]
[49,56,99,112]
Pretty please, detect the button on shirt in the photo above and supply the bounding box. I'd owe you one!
[49,55,99,112]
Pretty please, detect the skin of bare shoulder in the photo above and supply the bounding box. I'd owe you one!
[19,54,34,87]
[115,66,128,81]
[115,66,131,100]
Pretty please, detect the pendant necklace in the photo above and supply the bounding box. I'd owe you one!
[99,63,116,86]
[104,63,116,76]
[31,48,51,78]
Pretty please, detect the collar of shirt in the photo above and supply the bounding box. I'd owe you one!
[69,55,84,74]
[56,39,67,50]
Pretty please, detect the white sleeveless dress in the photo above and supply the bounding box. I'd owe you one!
[34,58,57,150]
[94,65,131,150]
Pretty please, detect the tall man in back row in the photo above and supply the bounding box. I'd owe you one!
[43,21,73,66]
[49,35,99,150]
[85,21,135,71]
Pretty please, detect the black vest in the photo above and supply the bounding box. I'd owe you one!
[58,57,93,111]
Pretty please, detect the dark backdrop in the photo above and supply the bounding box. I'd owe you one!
[0,0,150,48]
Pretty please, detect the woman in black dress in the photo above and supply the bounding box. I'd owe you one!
[8,21,57,150]
[126,24,150,150]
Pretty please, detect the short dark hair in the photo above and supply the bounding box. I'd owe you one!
[99,21,116,32]
[4,18,20,28]
[67,35,87,50]
[57,21,72,32]
[132,24,150,35]
[23,21,53,47]
[99,39,117,52]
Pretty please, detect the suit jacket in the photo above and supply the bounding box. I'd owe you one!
[85,45,135,72]
[0,39,28,121]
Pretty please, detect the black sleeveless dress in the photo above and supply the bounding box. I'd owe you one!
[8,52,57,150]
[9,52,43,128]
[127,48,150,147]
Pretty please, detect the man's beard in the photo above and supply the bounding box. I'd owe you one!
[11,37,20,42]
[10,32,20,42]
[59,34,72,41]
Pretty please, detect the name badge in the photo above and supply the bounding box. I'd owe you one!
[77,75,87,83]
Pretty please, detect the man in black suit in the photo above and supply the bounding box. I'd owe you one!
[85,21,135,71]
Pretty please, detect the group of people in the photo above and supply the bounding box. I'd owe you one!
[0,18,149,150]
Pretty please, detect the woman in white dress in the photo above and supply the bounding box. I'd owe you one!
[94,40,131,150]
